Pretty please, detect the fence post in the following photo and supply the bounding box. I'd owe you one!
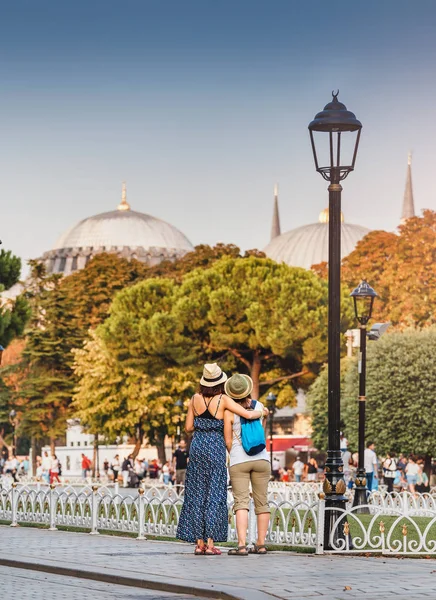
[247,497,256,546]
[315,493,326,554]
[137,488,146,540]
[48,484,58,531]
[403,490,409,517]
[90,485,100,535]
[10,483,18,527]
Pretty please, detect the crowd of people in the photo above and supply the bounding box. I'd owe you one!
[104,444,189,488]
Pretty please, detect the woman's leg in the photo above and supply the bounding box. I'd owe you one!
[229,463,250,552]
[251,461,271,549]
[235,510,249,547]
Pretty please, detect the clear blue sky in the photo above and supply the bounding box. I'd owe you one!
[1,0,436,267]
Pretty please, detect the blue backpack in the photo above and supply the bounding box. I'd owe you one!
[240,400,266,456]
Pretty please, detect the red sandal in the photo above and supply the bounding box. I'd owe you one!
[194,545,205,555]
[205,546,222,555]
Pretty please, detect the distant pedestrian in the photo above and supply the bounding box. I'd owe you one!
[405,456,419,494]
[416,460,429,494]
[50,454,61,484]
[103,459,109,476]
[81,453,92,479]
[292,457,304,483]
[173,440,189,486]
[364,442,378,491]
[382,453,397,493]
[121,456,133,488]
[111,454,120,483]
[162,462,171,485]
[272,457,281,481]
[306,457,318,482]
[42,451,51,483]
[342,448,354,489]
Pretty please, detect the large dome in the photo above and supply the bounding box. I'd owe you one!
[264,209,370,270]
[42,184,194,275]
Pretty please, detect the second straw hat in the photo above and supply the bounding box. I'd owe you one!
[224,374,253,400]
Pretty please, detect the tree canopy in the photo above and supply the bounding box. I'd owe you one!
[308,328,436,456]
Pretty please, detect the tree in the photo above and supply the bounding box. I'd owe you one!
[145,243,264,282]
[0,249,30,347]
[101,256,354,404]
[308,329,436,462]
[341,210,436,327]
[72,331,195,461]
[342,328,436,459]
[305,359,350,452]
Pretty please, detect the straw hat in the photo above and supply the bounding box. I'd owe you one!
[200,363,228,387]
[224,374,253,400]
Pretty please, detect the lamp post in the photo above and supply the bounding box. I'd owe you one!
[9,409,17,456]
[309,91,362,549]
[174,399,184,443]
[350,281,378,511]
[266,392,277,469]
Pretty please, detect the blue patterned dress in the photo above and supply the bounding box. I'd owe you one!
[176,396,228,543]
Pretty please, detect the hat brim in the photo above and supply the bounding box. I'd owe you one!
[224,374,254,400]
[200,372,228,387]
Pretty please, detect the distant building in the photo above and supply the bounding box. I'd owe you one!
[41,182,193,276]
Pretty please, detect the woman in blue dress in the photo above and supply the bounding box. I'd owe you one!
[176,363,266,555]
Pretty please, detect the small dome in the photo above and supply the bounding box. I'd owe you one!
[264,221,370,270]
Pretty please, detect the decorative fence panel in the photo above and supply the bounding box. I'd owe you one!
[2,482,436,555]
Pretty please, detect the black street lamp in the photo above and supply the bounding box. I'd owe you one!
[309,92,362,549]
[266,392,277,468]
[350,281,378,511]
[174,399,184,443]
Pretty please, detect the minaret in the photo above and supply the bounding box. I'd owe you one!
[117,181,131,211]
[401,153,415,223]
[270,183,281,240]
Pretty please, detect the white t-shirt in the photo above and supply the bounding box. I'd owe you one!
[364,448,377,473]
[405,462,419,476]
[293,460,304,476]
[229,401,269,467]
[42,455,52,471]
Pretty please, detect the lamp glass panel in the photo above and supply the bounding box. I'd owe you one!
[311,130,359,171]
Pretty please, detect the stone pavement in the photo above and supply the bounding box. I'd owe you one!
[1,526,436,600]
[0,565,199,600]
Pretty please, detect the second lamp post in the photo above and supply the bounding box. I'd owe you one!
[350,280,378,511]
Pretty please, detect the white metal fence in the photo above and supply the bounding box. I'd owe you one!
[1,482,436,555]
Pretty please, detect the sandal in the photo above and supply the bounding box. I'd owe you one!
[228,545,248,556]
[248,544,267,555]
[205,546,222,555]
[194,545,205,555]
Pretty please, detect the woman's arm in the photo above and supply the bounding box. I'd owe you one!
[223,411,234,453]
[223,395,262,420]
[185,399,195,433]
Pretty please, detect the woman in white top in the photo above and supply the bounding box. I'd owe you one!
[224,374,270,556]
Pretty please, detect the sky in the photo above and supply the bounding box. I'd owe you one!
[1,0,436,269]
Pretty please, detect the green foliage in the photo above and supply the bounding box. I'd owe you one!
[100,256,354,406]
[0,249,21,292]
[306,359,350,452]
[342,328,436,455]
[309,329,436,455]
[72,330,195,446]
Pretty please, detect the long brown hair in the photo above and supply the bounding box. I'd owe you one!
[198,383,225,398]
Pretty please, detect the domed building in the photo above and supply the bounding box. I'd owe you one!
[42,183,194,275]
[264,184,370,269]
[265,155,416,270]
